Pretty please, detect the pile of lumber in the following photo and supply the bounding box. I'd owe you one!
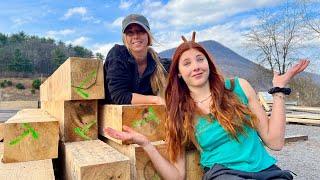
[285,106,320,126]
[1,57,203,179]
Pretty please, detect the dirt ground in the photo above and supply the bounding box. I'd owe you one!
[0,78,40,101]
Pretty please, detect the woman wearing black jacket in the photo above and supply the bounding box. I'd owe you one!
[103,14,168,104]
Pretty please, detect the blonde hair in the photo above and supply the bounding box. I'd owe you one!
[122,28,167,97]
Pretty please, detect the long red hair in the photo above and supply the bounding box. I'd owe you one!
[165,33,257,162]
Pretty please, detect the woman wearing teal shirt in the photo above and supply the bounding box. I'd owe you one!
[105,32,309,179]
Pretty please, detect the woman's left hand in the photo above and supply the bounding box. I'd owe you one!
[272,59,310,87]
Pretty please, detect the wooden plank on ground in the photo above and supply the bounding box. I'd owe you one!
[285,135,308,143]
[105,139,203,180]
[62,140,130,180]
[42,100,98,142]
[0,123,3,141]
[99,105,166,144]
[286,106,320,114]
[0,101,39,110]
[40,57,104,101]
[286,114,320,120]
[3,109,59,163]
[258,92,271,112]
[286,118,320,126]
[0,143,55,180]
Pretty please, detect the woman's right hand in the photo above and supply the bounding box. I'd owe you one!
[104,125,150,147]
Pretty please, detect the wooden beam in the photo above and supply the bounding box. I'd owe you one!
[42,100,98,142]
[0,143,55,180]
[40,57,104,101]
[286,118,320,126]
[286,113,320,120]
[3,109,59,163]
[62,140,130,180]
[285,135,308,143]
[104,138,203,180]
[258,92,271,112]
[99,105,166,144]
[286,106,320,114]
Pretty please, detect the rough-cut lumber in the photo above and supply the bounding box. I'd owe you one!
[286,106,320,114]
[0,123,3,141]
[286,113,320,120]
[105,139,203,180]
[42,100,98,142]
[286,118,320,126]
[62,140,130,180]
[258,92,271,112]
[285,135,308,143]
[40,57,104,101]
[0,143,55,180]
[0,101,39,110]
[99,104,166,144]
[3,109,59,163]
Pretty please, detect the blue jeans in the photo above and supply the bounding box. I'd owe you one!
[203,164,294,180]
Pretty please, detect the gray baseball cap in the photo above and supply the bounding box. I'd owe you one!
[122,14,150,33]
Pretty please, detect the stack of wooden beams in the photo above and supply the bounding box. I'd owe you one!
[40,57,132,180]
[285,106,320,126]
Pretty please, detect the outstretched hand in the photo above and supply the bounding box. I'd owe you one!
[104,125,150,147]
[272,59,310,87]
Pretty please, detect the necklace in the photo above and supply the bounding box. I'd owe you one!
[193,94,212,104]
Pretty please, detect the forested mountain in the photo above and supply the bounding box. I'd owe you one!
[0,31,100,77]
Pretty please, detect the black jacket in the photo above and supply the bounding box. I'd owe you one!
[103,44,171,104]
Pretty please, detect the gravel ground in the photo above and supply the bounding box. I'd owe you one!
[268,124,320,180]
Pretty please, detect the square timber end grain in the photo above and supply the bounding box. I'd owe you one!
[40,57,104,101]
[98,104,166,144]
[3,109,59,163]
[63,140,130,180]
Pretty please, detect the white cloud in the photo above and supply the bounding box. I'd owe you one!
[46,29,75,39]
[140,0,282,30]
[104,17,124,30]
[66,36,90,46]
[119,0,134,9]
[11,17,32,27]
[63,7,87,20]
[91,42,121,57]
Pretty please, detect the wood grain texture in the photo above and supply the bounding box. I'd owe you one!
[62,140,130,180]
[99,105,166,144]
[3,109,59,163]
[40,57,104,101]
[42,100,98,142]
[0,143,55,180]
[105,139,203,180]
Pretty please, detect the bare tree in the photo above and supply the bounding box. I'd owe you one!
[246,1,306,74]
[302,0,320,37]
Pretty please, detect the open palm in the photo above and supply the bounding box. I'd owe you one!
[104,125,150,147]
[272,59,310,87]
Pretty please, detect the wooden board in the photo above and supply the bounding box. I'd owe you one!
[286,113,320,120]
[286,106,320,114]
[286,118,320,126]
[40,57,104,101]
[285,135,308,143]
[62,140,130,180]
[258,92,271,112]
[0,143,55,180]
[3,109,59,163]
[99,104,166,144]
[105,139,203,180]
[42,100,98,142]
[0,123,3,141]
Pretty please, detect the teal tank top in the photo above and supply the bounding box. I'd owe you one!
[195,77,276,172]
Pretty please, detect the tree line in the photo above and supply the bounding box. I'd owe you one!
[0,31,104,77]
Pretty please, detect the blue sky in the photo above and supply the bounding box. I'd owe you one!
[1,0,320,74]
